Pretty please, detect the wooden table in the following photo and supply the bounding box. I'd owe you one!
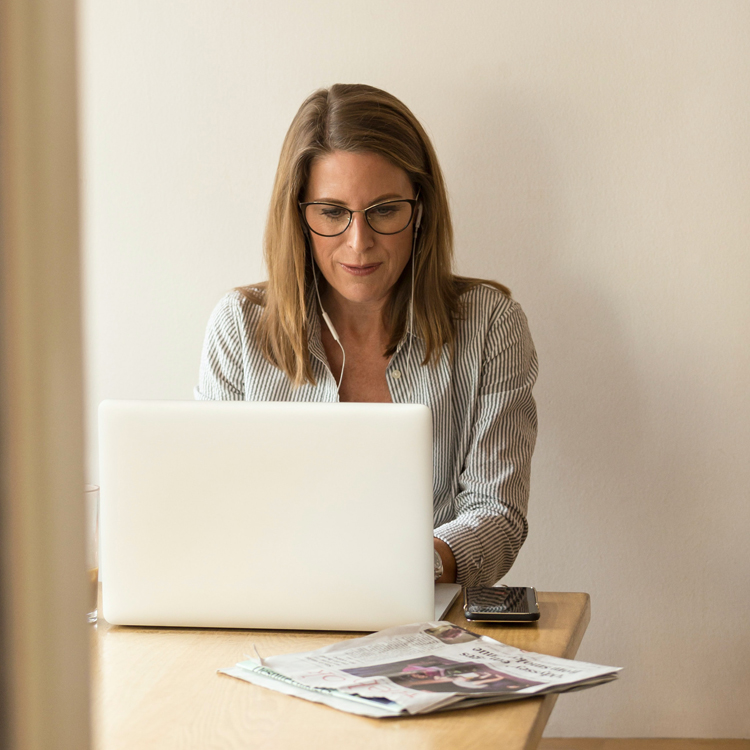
[91,591,590,750]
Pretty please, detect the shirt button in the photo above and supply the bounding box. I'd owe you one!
[391,369,402,379]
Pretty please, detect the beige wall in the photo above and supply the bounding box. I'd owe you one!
[79,0,750,738]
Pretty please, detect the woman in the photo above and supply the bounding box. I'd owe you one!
[196,83,538,587]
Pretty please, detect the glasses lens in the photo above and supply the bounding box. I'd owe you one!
[304,204,351,236]
[366,201,414,234]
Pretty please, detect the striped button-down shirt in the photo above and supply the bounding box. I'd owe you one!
[196,284,538,586]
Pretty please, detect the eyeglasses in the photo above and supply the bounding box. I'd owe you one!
[299,198,418,237]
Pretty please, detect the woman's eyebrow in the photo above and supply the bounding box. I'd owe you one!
[310,192,408,205]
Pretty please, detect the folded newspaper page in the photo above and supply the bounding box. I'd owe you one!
[219,621,621,718]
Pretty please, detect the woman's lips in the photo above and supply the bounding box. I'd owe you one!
[340,262,381,277]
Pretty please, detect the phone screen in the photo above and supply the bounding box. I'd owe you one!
[464,586,538,618]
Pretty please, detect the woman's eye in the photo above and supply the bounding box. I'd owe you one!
[372,206,396,217]
[321,207,346,219]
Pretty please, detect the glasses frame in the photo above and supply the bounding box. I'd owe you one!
[298,198,419,237]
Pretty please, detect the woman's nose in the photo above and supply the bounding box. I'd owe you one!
[346,212,375,252]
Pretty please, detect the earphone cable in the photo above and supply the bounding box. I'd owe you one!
[312,259,346,393]
[407,231,417,372]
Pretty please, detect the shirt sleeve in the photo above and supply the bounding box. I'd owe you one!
[194,292,246,401]
[434,300,538,586]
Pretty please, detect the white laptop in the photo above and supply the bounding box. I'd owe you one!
[99,400,460,631]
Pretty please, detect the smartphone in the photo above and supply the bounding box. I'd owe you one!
[463,585,540,622]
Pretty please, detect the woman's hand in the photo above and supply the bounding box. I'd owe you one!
[433,538,457,583]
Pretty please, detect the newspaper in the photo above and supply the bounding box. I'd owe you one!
[219,621,621,718]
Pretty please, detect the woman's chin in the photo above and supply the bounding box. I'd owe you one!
[322,273,393,304]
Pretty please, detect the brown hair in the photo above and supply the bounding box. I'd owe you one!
[240,83,509,386]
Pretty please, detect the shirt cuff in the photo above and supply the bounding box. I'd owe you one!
[434,520,486,587]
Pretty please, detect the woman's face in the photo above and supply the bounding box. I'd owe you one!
[304,150,416,311]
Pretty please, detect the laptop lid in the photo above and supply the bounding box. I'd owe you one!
[99,400,435,631]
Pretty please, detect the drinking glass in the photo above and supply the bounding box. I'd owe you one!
[85,484,99,623]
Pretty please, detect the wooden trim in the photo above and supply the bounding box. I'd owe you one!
[540,741,750,750]
[0,1,90,748]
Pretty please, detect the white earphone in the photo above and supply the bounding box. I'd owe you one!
[321,309,341,343]
[406,201,423,370]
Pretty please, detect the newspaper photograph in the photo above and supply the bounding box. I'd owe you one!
[219,621,621,718]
